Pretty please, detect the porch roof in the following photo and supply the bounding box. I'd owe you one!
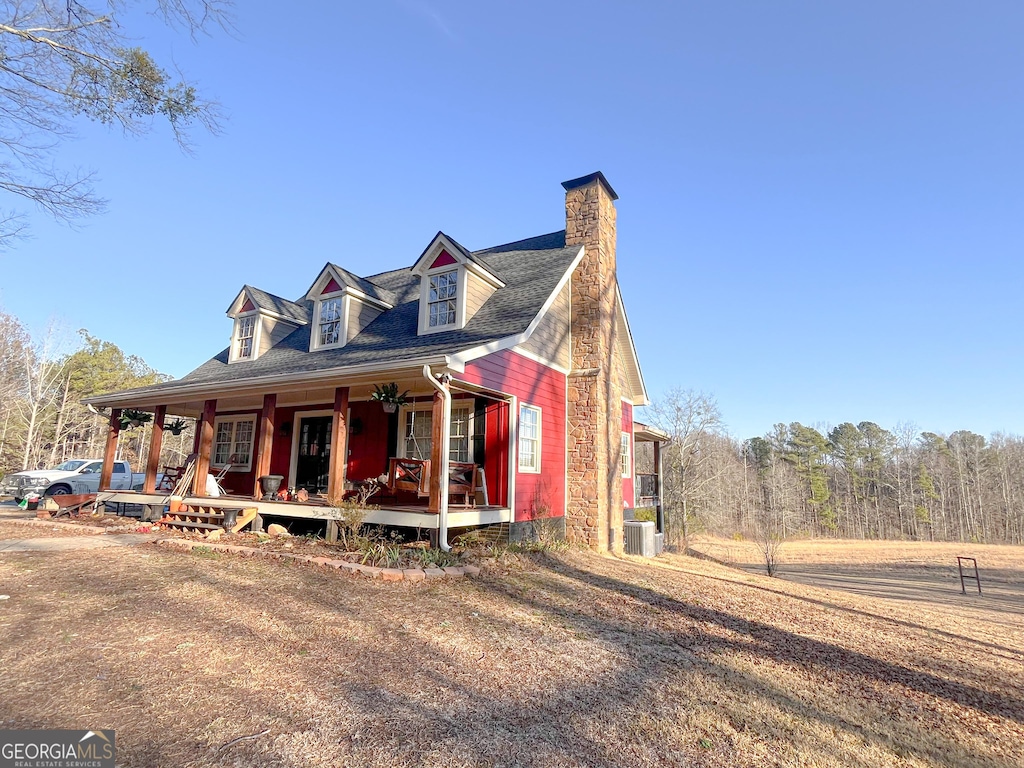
[89,232,580,408]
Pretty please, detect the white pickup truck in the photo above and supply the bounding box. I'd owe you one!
[0,459,150,501]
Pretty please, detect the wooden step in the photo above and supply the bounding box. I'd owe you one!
[164,514,223,528]
[160,520,223,532]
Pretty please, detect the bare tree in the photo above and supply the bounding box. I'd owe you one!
[0,1,231,245]
[15,320,70,468]
[647,388,726,548]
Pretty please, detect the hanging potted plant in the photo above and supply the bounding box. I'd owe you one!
[164,418,189,436]
[119,409,152,430]
[370,382,409,414]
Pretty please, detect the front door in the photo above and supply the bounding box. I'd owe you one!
[294,416,332,493]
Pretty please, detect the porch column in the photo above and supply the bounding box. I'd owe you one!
[192,399,217,497]
[143,405,166,494]
[253,394,276,498]
[429,387,445,512]
[326,387,349,502]
[99,409,121,491]
[654,440,664,535]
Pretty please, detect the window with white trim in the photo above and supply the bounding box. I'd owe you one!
[318,297,343,347]
[621,432,631,478]
[428,270,458,327]
[235,315,256,360]
[518,404,541,473]
[400,405,472,462]
[212,416,256,471]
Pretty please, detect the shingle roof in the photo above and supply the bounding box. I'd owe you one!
[101,231,578,399]
[243,286,310,324]
[439,232,505,284]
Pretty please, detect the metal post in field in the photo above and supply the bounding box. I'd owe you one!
[957,556,982,595]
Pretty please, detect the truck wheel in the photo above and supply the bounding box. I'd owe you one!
[13,496,23,504]
[47,484,72,497]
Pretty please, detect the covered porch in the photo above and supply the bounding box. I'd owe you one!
[89,362,515,543]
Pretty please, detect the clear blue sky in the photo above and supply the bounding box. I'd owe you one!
[2,1,1023,441]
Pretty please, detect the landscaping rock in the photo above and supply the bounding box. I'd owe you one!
[462,565,481,577]
[442,567,465,578]
[267,523,290,537]
[403,569,426,582]
[380,568,404,582]
[206,529,223,541]
[423,568,446,578]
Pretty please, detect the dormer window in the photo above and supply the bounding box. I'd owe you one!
[318,298,343,346]
[412,233,505,336]
[428,270,458,328]
[235,316,256,360]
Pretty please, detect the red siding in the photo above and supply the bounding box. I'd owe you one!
[431,250,457,268]
[459,350,566,523]
[622,400,634,508]
[347,400,391,481]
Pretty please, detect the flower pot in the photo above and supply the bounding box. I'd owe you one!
[221,508,239,531]
[381,402,398,414]
[258,474,285,501]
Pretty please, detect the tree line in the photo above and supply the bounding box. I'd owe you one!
[647,388,1024,547]
[0,310,192,479]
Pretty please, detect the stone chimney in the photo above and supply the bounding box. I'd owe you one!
[563,172,625,553]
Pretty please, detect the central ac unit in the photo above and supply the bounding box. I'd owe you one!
[623,520,656,557]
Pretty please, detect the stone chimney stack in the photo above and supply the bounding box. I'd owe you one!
[563,172,625,553]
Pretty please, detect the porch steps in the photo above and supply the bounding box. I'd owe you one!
[157,505,260,535]
[158,506,226,534]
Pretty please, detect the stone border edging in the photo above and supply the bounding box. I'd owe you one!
[0,517,109,535]
[155,538,481,582]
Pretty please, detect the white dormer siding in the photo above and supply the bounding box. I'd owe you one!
[412,233,504,336]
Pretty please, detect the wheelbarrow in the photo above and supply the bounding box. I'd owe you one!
[50,493,97,518]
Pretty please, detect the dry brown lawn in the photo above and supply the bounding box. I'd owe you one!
[0,520,102,540]
[0,537,1021,767]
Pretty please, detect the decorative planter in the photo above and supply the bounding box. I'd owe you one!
[221,508,239,531]
[381,402,398,414]
[258,474,285,501]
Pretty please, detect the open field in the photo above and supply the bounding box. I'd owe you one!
[688,536,1024,617]
[0,538,1022,767]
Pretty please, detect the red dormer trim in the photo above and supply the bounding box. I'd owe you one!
[240,298,256,313]
[430,250,457,269]
[321,277,343,295]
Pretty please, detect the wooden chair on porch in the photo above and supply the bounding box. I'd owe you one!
[388,457,431,500]
[157,465,184,492]
[448,462,479,507]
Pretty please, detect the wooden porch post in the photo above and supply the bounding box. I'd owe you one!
[326,387,349,502]
[253,394,276,498]
[143,405,166,494]
[99,409,121,491]
[429,389,445,512]
[192,399,217,497]
[654,440,665,535]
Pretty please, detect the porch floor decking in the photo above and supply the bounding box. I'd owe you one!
[95,491,512,530]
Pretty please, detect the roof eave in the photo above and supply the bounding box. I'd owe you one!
[86,354,454,409]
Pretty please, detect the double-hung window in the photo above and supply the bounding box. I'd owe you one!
[236,316,256,359]
[428,270,458,328]
[621,432,631,478]
[401,406,472,462]
[212,416,256,471]
[519,405,541,473]
[318,298,343,347]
